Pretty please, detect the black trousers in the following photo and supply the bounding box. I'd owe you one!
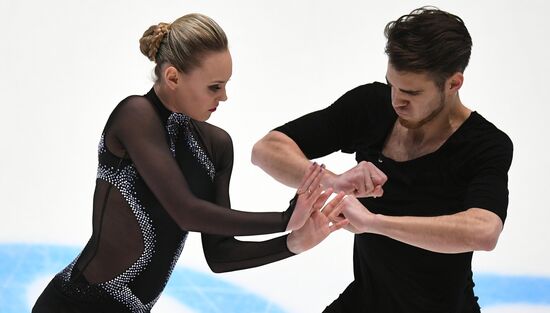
[323,280,367,313]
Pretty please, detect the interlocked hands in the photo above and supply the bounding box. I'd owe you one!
[285,161,387,253]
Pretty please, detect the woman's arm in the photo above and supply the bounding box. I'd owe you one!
[202,123,345,272]
[104,96,315,235]
[202,191,346,273]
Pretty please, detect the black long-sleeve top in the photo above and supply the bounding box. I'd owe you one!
[51,88,294,313]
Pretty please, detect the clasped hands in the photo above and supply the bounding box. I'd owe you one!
[286,161,387,254]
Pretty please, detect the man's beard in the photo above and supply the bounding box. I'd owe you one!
[398,93,446,129]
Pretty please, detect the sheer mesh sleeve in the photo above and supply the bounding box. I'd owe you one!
[202,230,294,273]
[103,96,293,236]
[191,120,294,273]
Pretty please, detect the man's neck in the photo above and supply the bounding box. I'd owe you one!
[383,96,472,162]
[399,97,470,147]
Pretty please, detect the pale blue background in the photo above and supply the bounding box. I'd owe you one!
[1,1,549,312]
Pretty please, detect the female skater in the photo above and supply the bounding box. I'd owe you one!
[32,13,345,313]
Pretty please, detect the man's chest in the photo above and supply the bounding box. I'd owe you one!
[381,127,451,162]
[355,140,471,215]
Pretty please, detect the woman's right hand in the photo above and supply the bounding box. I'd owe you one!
[285,163,327,231]
[287,191,348,254]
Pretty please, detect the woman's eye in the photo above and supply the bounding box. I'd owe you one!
[209,85,221,91]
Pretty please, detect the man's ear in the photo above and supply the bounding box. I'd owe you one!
[447,72,464,94]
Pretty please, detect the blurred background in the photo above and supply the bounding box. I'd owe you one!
[1,0,549,312]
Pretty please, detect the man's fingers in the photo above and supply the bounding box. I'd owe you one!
[372,185,384,197]
[369,163,388,186]
[329,219,349,233]
[329,213,346,224]
[362,167,375,194]
[374,166,388,184]
[321,191,346,216]
[354,182,366,196]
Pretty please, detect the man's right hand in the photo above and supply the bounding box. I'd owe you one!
[324,161,387,198]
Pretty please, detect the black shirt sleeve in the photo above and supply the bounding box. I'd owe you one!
[103,96,294,236]
[463,124,513,223]
[275,82,393,158]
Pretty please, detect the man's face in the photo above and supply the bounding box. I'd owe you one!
[385,63,446,129]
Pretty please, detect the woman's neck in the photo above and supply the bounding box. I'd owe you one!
[153,83,177,113]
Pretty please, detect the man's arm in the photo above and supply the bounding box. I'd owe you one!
[252,131,387,197]
[326,194,503,253]
[373,207,503,253]
[251,130,313,188]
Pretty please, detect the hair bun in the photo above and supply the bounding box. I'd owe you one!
[139,22,171,62]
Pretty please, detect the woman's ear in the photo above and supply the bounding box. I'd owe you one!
[162,66,179,90]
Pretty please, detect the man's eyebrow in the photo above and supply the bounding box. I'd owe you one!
[385,76,422,95]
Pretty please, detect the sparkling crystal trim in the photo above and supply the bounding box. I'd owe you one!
[98,134,106,154]
[166,113,216,181]
[95,163,157,312]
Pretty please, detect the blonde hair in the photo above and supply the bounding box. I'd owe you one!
[139,13,228,80]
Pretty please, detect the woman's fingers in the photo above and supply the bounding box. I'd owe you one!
[306,164,324,198]
[296,162,318,195]
[306,166,324,197]
[297,163,325,195]
[297,163,327,201]
[308,175,328,206]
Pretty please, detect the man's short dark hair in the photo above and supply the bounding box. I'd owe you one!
[384,7,472,89]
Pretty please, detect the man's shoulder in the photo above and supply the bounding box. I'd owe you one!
[467,112,512,145]
[333,81,392,117]
[458,112,513,159]
[343,81,391,99]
